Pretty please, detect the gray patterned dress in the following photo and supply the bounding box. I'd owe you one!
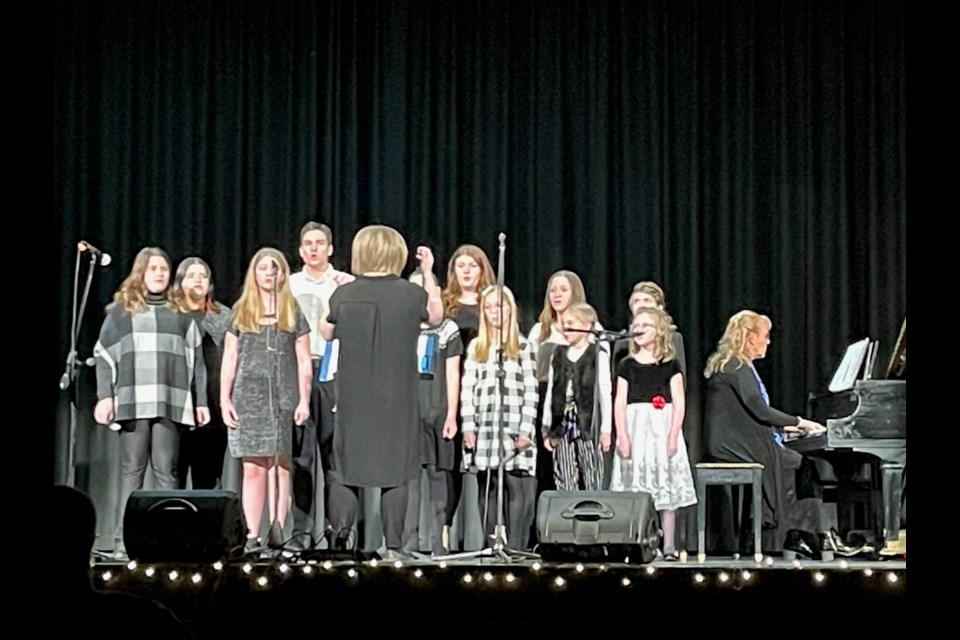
[227,309,310,459]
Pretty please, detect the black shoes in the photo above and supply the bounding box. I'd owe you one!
[783,529,824,560]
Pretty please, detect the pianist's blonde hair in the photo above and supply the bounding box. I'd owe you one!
[704,310,771,378]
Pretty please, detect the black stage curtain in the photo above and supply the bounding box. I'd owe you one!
[53,0,906,551]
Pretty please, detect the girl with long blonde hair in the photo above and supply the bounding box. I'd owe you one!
[93,247,209,557]
[702,310,826,555]
[610,306,697,560]
[460,285,539,550]
[220,247,312,552]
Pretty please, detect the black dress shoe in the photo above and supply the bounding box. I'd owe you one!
[784,529,821,560]
[820,529,861,557]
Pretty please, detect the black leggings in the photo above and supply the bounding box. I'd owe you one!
[477,469,536,551]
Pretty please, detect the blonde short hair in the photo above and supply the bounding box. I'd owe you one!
[351,225,408,275]
[562,302,598,326]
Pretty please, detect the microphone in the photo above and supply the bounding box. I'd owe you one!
[78,241,112,266]
[270,260,279,274]
[498,232,506,248]
[59,355,97,390]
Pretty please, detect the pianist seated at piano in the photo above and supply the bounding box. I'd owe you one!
[702,310,831,556]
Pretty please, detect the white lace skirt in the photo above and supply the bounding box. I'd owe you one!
[609,402,698,511]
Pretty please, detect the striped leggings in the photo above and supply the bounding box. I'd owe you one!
[553,435,603,491]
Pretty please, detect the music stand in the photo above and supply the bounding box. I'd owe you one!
[435,234,539,564]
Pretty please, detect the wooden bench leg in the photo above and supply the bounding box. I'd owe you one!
[697,476,707,564]
[752,473,763,563]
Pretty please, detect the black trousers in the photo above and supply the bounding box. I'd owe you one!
[115,417,181,546]
[402,464,448,554]
[328,483,408,551]
[291,362,336,537]
[176,417,227,490]
[477,469,537,551]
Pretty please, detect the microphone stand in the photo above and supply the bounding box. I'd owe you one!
[435,233,539,564]
[59,248,102,487]
[266,262,285,551]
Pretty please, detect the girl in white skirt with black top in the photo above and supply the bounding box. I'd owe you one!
[610,306,697,559]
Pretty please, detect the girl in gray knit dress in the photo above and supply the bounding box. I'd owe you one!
[220,248,312,550]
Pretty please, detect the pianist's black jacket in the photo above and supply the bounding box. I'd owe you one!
[703,358,802,540]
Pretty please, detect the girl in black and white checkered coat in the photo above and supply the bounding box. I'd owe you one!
[93,247,210,556]
[461,285,539,551]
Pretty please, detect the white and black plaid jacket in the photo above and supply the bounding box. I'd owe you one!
[94,301,207,426]
[461,337,538,475]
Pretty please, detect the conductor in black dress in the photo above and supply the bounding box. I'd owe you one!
[319,225,443,559]
[703,310,825,553]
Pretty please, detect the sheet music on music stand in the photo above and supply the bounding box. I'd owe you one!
[828,338,872,392]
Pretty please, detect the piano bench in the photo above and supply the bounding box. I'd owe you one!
[695,462,764,563]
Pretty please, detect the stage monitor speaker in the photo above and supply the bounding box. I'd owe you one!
[123,490,246,562]
[536,490,661,563]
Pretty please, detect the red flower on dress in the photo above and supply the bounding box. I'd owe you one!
[652,395,666,410]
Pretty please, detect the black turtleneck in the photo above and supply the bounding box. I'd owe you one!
[146,291,167,306]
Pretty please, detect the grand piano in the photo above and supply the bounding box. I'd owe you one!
[785,319,906,553]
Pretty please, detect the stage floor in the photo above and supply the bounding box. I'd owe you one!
[89,552,907,633]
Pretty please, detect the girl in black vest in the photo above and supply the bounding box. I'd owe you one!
[541,303,612,491]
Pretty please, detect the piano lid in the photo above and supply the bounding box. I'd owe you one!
[885,316,906,380]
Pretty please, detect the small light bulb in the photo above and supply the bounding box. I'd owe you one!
[257,576,268,587]
[303,566,313,575]
[483,572,493,582]
[322,561,333,570]
[694,573,705,583]
[347,568,357,578]
[792,559,802,569]
[839,560,849,570]
[554,576,565,587]
[462,573,473,583]
[191,573,202,584]
[145,567,156,578]
[369,559,378,568]
[645,566,656,575]
[505,573,516,583]
[741,570,752,581]
[764,556,774,567]
[242,563,252,574]
[413,569,423,579]
[213,561,223,572]
[168,570,179,581]
[719,572,730,583]
[101,571,113,581]
[621,577,631,587]
[864,568,874,577]
[438,561,448,569]
[126,561,137,571]
[599,564,607,571]
[575,563,584,573]
[886,572,898,584]
[814,571,825,584]
[393,560,403,569]
[279,564,290,574]
[532,562,541,571]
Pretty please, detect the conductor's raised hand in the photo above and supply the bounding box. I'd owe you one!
[415,246,435,274]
